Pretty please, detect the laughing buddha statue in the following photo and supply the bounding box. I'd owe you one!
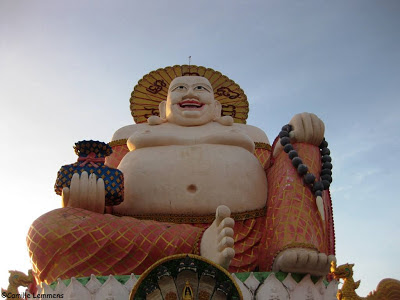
[27,65,336,284]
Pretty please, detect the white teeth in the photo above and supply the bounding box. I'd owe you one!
[180,104,201,108]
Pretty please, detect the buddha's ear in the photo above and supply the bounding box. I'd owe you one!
[213,100,222,120]
[159,101,167,119]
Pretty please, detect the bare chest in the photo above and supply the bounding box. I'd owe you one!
[127,123,255,153]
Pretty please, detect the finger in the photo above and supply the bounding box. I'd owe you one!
[87,173,97,211]
[95,178,105,213]
[317,115,325,145]
[218,227,234,242]
[61,187,70,207]
[69,172,81,208]
[309,114,318,145]
[310,113,324,145]
[79,172,89,207]
[218,237,234,251]
[289,114,304,142]
[215,205,231,226]
[301,112,314,144]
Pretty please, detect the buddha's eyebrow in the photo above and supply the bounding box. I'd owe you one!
[169,82,188,91]
[193,82,212,91]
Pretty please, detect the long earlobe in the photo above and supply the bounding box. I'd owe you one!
[214,101,222,120]
[159,101,167,119]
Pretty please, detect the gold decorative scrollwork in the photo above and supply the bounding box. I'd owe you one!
[143,107,160,119]
[146,80,167,94]
[216,87,240,99]
[221,104,237,118]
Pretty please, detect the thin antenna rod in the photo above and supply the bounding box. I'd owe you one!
[188,56,191,67]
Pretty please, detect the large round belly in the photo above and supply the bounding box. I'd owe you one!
[114,144,267,215]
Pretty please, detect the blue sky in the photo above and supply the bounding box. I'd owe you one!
[1,0,399,296]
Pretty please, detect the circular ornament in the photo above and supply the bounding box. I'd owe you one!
[129,254,243,300]
[130,65,249,124]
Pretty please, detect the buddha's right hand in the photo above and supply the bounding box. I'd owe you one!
[62,171,105,213]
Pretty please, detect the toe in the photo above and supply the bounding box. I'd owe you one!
[308,251,318,269]
[218,237,234,251]
[297,250,309,267]
[328,255,336,264]
[222,247,235,259]
[218,217,235,231]
[317,253,328,269]
[218,227,234,242]
[281,250,298,270]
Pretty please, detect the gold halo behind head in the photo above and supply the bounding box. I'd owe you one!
[130,65,249,124]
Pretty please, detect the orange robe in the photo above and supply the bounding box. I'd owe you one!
[27,208,267,283]
[27,140,334,284]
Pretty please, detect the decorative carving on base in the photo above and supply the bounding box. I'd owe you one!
[16,271,341,300]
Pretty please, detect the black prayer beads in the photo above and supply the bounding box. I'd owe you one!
[280,124,333,197]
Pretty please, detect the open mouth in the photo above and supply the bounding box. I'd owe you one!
[178,99,205,110]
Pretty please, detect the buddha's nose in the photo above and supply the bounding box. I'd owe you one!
[183,88,199,100]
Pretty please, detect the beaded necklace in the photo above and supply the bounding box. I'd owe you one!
[279,124,333,220]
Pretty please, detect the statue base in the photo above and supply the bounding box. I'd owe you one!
[30,271,338,300]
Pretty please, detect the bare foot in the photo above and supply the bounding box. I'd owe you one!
[200,205,235,269]
[272,248,336,276]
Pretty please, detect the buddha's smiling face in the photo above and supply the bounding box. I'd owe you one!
[164,76,220,126]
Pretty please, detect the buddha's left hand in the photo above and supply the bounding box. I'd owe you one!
[289,112,325,146]
[62,171,105,213]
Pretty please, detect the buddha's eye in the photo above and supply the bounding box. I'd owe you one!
[173,85,186,91]
[194,86,205,90]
